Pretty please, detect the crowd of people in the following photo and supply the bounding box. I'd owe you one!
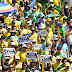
[0,0,72,72]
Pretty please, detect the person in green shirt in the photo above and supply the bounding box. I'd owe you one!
[57,22,65,38]
[54,47,64,57]
[32,6,39,23]
[57,58,67,70]
[0,52,2,66]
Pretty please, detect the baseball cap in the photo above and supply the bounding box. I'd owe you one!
[32,39,36,42]
[22,44,27,48]
[65,62,70,66]
[5,57,10,60]
[11,36,15,41]
[56,22,62,26]
[33,6,37,9]
[15,56,20,60]
[56,56,62,59]
[11,42,15,46]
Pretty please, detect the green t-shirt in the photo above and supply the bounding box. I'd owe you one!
[60,27,65,38]
[0,52,2,66]
[32,11,39,23]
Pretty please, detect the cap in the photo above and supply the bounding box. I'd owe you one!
[32,39,36,42]
[11,42,15,46]
[54,38,58,40]
[61,38,66,43]
[32,59,37,63]
[57,22,62,26]
[65,62,70,66]
[39,12,45,18]
[68,57,72,62]
[31,27,35,30]
[41,37,45,40]
[11,36,15,41]
[15,56,20,60]
[50,0,53,2]
[22,44,27,48]
[7,26,11,29]
[55,17,58,21]
[28,23,33,26]
[56,56,62,59]
[5,57,10,60]
[33,6,37,9]
[25,16,28,19]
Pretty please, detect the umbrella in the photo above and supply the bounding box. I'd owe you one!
[45,13,59,19]
[0,2,17,14]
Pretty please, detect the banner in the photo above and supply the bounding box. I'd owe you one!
[26,52,37,59]
[34,44,42,49]
[18,36,29,44]
[40,55,52,62]
[3,48,15,56]
[37,30,47,36]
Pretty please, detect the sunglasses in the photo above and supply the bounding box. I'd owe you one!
[6,59,9,61]
[9,67,13,68]
[23,65,26,66]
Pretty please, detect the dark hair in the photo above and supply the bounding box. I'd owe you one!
[20,1,24,7]
[22,62,27,70]
[57,47,61,50]
[62,58,67,63]
[14,45,19,49]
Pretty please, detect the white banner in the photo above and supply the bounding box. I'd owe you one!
[37,30,47,36]
[3,48,15,56]
[40,55,52,62]
[18,36,29,44]
[26,52,37,59]
[34,44,42,49]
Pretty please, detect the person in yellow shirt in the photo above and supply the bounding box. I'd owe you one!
[59,12,67,23]
[60,62,71,72]
[0,24,7,38]
[19,44,27,63]
[53,56,62,72]
[4,26,11,38]
[62,18,67,27]
[0,35,8,52]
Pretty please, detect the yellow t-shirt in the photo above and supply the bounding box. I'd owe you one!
[53,0,60,6]
[0,41,8,51]
[53,9,59,15]
[62,22,67,27]
[19,52,26,63]
[60,69,71,72]
[19,70,25,72]
[4,31,11,38]
[20,7,24,13]
[53,62,62,71]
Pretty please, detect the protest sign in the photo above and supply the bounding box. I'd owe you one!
[40,55,52,62]
[26,52,37,59]
[34,44,42,49]
[37,30,47,36]
[18,36,29,44]
[3,48,15,56]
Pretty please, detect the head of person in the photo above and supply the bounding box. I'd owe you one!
[47,62,53,68]
[31,59,37,67]
[56,56,62,64]
[61,11,65,16]
[54,38,58,43]
[11,42,15,48]
[56,22,62,28]
[46,22,50,27]
[28,23,33,29]
[61,38,66,45]
[31,27,35,34]
[69,25,72,30]
[10,30,16,36]
[20,24,24,29]
[41,37,45,44]
[27,5,30,10]
[22,44,27,52]
[39,12,45,19]
[65,1,68,6]
[32,39,36,44]
[55,18,59,24]
[36,0,38,4]
[5,57,10,63]
[46,27,50,33]
[62,58,67,64]
[33,6,37,12]
[0,23,3,29]
[7,26,11,32]
[63,18,67,23]
[57,47,61,54]
[65,62,70,71]
[67,21,71,26]
[68,57,72,64]
[12,21,15,27]
[14,45,19,52]
[9,64,14,72]
[22,62,27,70]
[15,56,20,63]
[1,35,6,42]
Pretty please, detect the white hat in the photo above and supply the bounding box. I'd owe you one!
[5,57,10,59]
[11,36,15,41]
[0,66,2,70]
[56,56,62,59]
[25,16,28,19]
[15,56,20,60]
[22,44,27,48]
[11,42,15,46]
[41,37,45,40]
[28,23,33,26]
[50,0,53,2]
[39,12,45,18]
[32,39,36,42]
